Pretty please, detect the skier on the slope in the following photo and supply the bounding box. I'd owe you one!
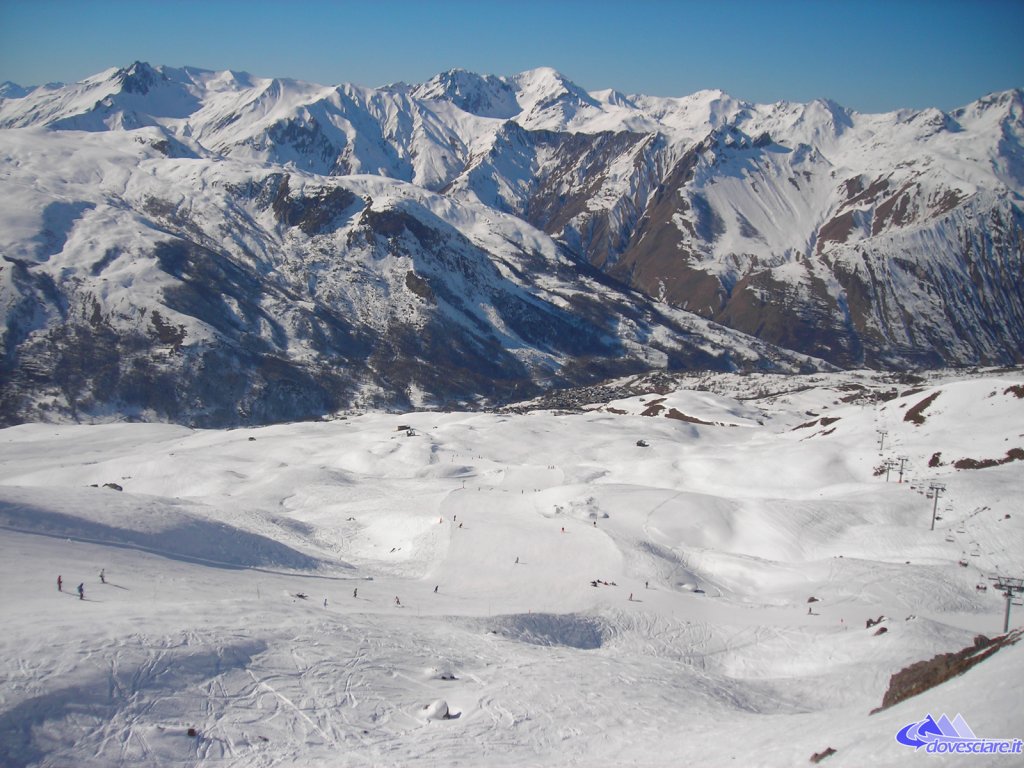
[57,575,62,592]
[99,568,105,584]
[353,588,358,598]
[77,583,84,600]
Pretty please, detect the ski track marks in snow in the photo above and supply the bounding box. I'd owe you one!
[0,369,1022,767]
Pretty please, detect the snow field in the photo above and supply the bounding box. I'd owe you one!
[1,369,1022,766]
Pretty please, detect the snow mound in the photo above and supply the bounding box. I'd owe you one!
[421,699,458,720]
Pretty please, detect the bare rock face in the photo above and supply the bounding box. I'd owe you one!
[872,630,1022,713]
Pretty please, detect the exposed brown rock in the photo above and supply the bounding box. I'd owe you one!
[640,398,667,416]
[810,746,837,763]
[904,391,940,425]
[844,175,890,208]
[665,408,715,425]
[817,210,858,249]
[953,447,1024,470]
[841,176,865,201]
[793,416,840,431]
[871,631,1021,713]
[930,188,965,217]
[872,182,919,235]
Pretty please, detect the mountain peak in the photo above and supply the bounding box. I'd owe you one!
[975,87,1024,120]
[950,87,1024,132]
[510,67,598,120]
[0,81,32,99]
[516,65,568,81]
[512,66,584,96]
[804,97,854,132]
[115,61,162,95]
[412,68,520,118]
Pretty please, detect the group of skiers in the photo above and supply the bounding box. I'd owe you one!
[48,504,658,615]
[57,568,105,600]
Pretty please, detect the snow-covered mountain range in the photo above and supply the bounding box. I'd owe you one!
[1,62,1022,425]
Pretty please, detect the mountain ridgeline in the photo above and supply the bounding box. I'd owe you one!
[1,62,1022,425]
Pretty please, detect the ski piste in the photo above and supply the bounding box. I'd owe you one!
[1,368,1021,766]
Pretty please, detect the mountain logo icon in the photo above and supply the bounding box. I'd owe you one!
[896,713,1022,755]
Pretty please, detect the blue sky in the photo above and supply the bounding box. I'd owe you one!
[1,0,1021,113]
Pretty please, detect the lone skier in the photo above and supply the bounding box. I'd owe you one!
[57,575,62,592]
[353,588,358,599]
[77,583,84,600]
[99,568,105,584]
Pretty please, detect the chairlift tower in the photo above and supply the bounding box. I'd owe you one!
[883,459,897,482]
[928,482,945,530]
[877,429,887,452]
[897,455,909,483]
[988,576,1024,633]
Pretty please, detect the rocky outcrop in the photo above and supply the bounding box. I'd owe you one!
[871,630,1022,713]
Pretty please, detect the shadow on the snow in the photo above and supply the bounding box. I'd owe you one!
[489,613,608,650]
[0,499,334,572]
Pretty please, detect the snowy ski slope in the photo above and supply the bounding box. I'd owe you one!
[0,369,1022,767]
